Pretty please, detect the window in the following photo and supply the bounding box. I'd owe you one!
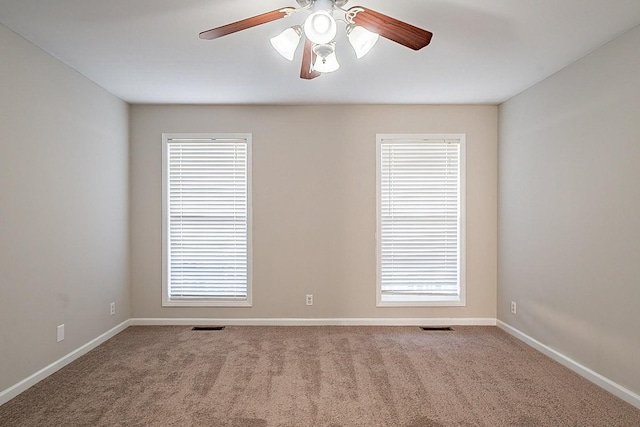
[162,134,252,307]
[376,134,466,306]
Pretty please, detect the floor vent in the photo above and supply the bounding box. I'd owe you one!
[192,326,225,331]
[420,326,453,331]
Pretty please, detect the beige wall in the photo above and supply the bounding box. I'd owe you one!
[498,26,640,395]
[0,25,130,392]
[131,104,497,320]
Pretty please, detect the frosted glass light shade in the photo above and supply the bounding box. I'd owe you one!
[347,25,379,58]
[313,51,340,73]
[270,26,302,61]
[304,10,337,45]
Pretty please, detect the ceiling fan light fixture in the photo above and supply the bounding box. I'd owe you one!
[312,43,339,73]
[347,24,379,59]
[199,1,433,80]
[270,25,302,61]
[304,10,337,45]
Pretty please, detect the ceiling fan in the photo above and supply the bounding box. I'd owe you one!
[199,0,433,79]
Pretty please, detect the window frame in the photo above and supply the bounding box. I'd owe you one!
[161,133,253,307]
[376,134,466,307]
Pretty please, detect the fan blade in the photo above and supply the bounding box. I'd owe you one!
[300,39,321,80]
[199,7,295,40]
[347,7,432,50]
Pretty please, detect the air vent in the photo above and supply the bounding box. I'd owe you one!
[420,326,453,331]
[192,326,225,331]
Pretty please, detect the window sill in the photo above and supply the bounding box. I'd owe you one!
[377,296,466,308]
[162,298,252,308]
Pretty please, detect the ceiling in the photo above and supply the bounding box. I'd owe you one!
[1,0,640,105]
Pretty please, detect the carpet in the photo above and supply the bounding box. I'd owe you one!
[1,326,639,426]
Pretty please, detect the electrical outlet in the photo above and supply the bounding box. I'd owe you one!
[110,302,116,316]
[306,294,313,306]
[511,301,517,315]
[57,324,65,342]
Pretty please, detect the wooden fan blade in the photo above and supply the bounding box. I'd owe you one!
[300,39,321,80]
[347,7,433,50]
[199,7,295,40]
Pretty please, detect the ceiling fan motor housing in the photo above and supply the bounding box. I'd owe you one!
[296,0,349,8]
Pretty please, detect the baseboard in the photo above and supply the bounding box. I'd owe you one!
[0,319,131,406]
[497,320,640,410]
[130,317,497,326]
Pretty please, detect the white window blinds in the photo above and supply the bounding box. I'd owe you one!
[162,134,251,307]
[377,135,465,306]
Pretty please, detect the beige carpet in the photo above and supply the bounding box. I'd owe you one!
[1,326,639,426]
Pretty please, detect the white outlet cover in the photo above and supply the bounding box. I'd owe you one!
[57,324,65,342]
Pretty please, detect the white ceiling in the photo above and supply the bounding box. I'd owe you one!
[1,0,640,105]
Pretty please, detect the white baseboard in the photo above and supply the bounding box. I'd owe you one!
[0,319,131,406]
[130,317,497,327]
[497,320,640,410]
